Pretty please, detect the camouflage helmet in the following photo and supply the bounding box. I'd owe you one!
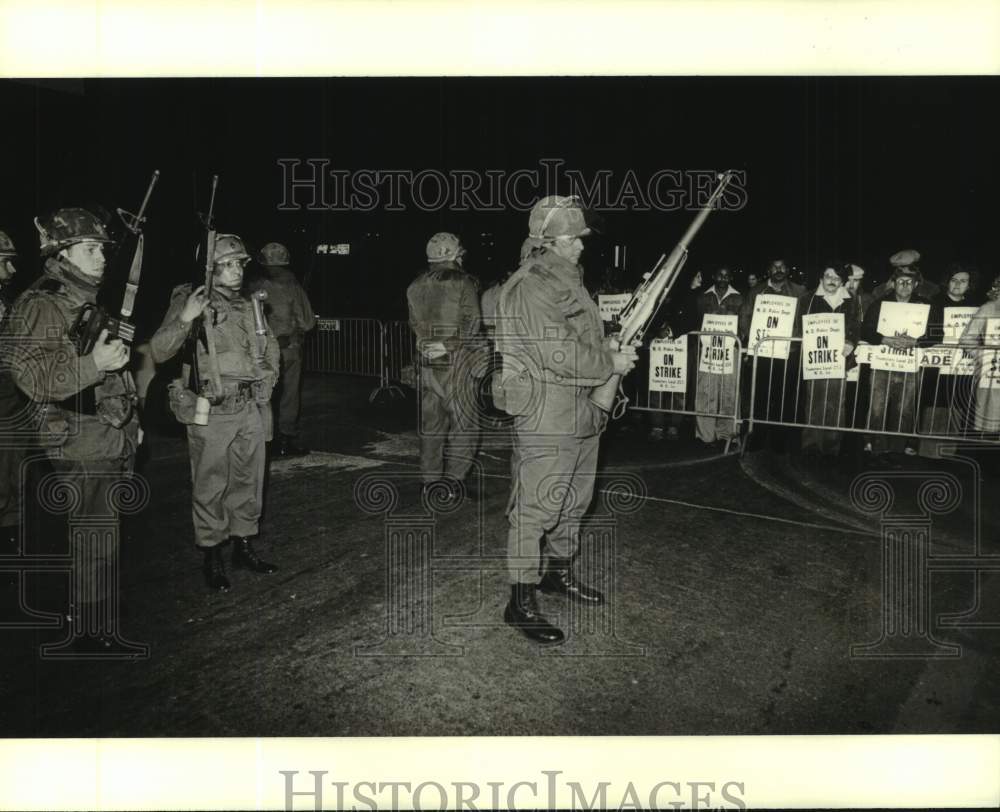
[34,208,113,258]
[0,231,15,258]
[426,232,464,263]
[213,234,251,265]
[528,195,591,240]
[258,241,290,267]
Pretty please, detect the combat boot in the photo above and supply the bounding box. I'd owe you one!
[503,583,564,644]
[202,545,231,592]
[539,557,604,605]
[231,537,278,574]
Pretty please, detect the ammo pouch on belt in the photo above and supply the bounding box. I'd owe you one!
[56,381,135,429]
[168,378,261,424]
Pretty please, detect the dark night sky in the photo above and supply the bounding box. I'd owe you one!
[0,76,997,329]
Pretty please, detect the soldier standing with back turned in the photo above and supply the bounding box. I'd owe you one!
[255,242,315,457]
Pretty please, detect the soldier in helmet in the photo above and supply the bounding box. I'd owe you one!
[3,208,140,636]
[406,232,487,500]
[254,242,316,457]
[494,196,637,644]
[151,234,280,592]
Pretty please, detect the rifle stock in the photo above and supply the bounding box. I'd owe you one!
[590,171,735,416]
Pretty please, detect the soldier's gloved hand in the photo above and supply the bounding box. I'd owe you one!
[91,329,130,372]
[181,285,210,323]
[611,345,639,375]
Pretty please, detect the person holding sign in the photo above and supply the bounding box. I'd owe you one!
[739,258,804,450]
[695,266,743,447]
[860,263,930,457]
[796,264,859,456]
[921,263,978,436]
[957,280,1000,434]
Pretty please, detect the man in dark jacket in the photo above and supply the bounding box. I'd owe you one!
[407,232,486,501]
[256,242,316,457]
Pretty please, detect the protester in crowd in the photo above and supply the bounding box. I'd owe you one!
[957,274,1000,435]
[694,267,742,449]
[795,263,859,456]
[860,261,931,458]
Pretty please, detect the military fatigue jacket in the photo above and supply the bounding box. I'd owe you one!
[150,284,280,393]
[255,266,315,344]
[3,259,137,459]
[495,248,614,437]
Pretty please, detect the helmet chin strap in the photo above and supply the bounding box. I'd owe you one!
[46,254,102,295]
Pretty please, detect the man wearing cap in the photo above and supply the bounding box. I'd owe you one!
[873,250,940,301]
[3,208,140,645]
[494,196,637,644]
[151,233,280,591]
[860,261,931,457]
[254,242,315,458]
[407,232,486,501]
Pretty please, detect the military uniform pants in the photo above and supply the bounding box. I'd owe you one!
[507,422,600,584]
[47,455,134,605]
[276,343,303,438]
[187,401,267,548]
[419,366,479,484]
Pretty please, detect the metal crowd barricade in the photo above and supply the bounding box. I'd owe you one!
[626,331,744,449]
[302,317,415,402]
[303,317,385,401]
[744,336,1000,446]
[379,319,416,400]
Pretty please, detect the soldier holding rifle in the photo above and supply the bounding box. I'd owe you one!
[4,207,140,644]
[152,183,280,592]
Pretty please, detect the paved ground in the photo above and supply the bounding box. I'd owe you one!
[1,373,998,737]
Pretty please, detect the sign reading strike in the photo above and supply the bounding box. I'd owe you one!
[871,301,930,374]
[648,337,688,393]
[598,293,631,323]
[943,307,978,345]
[748,294,797,359]
[698,314,739,375]
[801,313,845,380]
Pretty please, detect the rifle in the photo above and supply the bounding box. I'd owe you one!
[186,175,226,422]
[71,170,160,354]
[590,170,736,417]
[250,290,269,362]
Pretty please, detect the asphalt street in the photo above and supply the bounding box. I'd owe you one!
[1,374,997,737]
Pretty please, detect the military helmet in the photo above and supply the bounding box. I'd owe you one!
[0,231,15,258]
[258,241,290,267]
[426,232,464,263]
[528,195,591,240]
[35,208,113,258]
[213,234,251,265]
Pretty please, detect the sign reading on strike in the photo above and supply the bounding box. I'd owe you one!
[802,313,845,380]
[748,294,797,359]
[598,293,631,323]
[648,337,687,393]
[870,302,930,374]
[698,314,739,375]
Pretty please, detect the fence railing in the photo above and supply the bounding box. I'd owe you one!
[303,321,1000,448]
[303,317,414,402]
